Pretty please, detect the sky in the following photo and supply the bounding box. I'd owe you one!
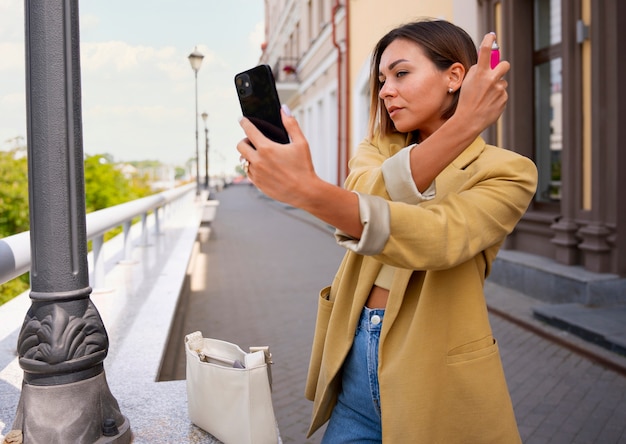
[0,0,265,175]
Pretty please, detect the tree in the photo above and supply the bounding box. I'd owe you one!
[84,154,134,212]
[0,146,30,303]
[1,151,157,305]
[0,147,29,236]
[175,166,187,180]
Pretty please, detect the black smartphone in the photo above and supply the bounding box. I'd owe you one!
[234,64,290,145]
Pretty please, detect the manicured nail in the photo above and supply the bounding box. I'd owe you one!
[281,104,292,117]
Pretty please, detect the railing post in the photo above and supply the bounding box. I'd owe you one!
[92,234,106,290]
[10,1,131,442]
[122,220,134,262]
[154,207,161,236]
[141,213,149,246]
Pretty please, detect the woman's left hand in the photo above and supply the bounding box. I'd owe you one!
[454,32,510,135]
[237,106,320,207]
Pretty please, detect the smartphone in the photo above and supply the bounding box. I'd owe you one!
[234,64,290,145]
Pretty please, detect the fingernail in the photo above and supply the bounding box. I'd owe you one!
[281,104,292,117]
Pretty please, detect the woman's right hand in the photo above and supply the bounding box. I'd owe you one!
[237,107,363,238]
[237,106,319,207]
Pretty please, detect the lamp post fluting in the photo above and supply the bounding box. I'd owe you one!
[188,47,204,195]
[201,111,209,191]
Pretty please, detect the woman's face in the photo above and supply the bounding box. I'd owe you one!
[378,38,453,138]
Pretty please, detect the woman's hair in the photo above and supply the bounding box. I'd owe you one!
[367,19,478,140]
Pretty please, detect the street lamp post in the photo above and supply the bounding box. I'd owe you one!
[188,47,204,195]
[201,112,209,191]
[10,1,130,442]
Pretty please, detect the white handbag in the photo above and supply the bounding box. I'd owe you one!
[185,331,279,444]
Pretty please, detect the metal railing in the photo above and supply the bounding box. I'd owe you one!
[273,56,300,82]
[0,183,196,292]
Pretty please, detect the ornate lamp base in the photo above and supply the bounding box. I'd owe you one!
[10,372,131,444]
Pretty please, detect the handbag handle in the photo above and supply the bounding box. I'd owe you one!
[185,332,273,389]
[250,346,273,389]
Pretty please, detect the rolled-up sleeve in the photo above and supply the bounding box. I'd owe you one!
[334,192,389,255]
[382,144,435,203]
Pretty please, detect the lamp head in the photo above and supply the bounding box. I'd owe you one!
[188,47,204,72]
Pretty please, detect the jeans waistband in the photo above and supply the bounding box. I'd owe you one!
[358,307,385,332]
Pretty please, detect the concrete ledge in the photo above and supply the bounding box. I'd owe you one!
[485,281,626,375]
[533,304,626,356]
[488,250,626,362]
[201,200,220,224]
[0,193,223,443]
[490,249,626,305]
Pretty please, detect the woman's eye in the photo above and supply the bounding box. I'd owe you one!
[396,71,408,78]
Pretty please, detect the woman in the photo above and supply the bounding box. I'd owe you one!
[238,19,537,443]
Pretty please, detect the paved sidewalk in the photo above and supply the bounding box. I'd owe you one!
[165,184,626,444]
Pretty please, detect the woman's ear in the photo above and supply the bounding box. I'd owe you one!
[448,62,465,91]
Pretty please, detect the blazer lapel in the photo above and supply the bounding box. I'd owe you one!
[432,137,486,199]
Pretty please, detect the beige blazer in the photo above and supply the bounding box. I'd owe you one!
[305,134,538,443]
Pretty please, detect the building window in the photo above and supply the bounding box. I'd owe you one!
[533,0,562,203]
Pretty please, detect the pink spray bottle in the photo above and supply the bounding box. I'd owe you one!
[490,39,500,69]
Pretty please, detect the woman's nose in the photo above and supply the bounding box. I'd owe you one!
[379,82,395,99]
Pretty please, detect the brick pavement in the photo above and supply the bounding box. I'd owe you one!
[164,183,626,444]
[493,315,626,443]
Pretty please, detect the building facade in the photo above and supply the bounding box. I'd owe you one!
[260,0,346,185]
[479,0,625,279]
[260,0,625,301]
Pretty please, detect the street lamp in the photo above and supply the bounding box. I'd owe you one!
[201,111,209,191]
[188,47,204,195]
[14,1,131,441]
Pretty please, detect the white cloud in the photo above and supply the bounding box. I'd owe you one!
[0,42,24,72]
[249,21,265,50]
[81,41,176,73]
[0,92,24,107]
[0,0,22,41]
[80,13,100,33]
[87,104,185,120]
[1,1,265,171]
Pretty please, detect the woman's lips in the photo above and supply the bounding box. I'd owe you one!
[387,106,402,117]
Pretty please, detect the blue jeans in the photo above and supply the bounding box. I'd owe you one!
[322,307,384,443]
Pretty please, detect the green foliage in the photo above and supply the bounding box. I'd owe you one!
[175,166,187,180]
[84,155,133,212]
[84,154,154,212]
[0,274,29,305]
[0,147,31,302]
[1,150,159,305]
[0,147,29,237]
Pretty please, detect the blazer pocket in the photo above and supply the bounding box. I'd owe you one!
[446,336,498,365]
[312,287,333,344]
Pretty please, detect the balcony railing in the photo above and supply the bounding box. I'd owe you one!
[273,57,299,82]
[0,183,196,293]
[272,57,300,103]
